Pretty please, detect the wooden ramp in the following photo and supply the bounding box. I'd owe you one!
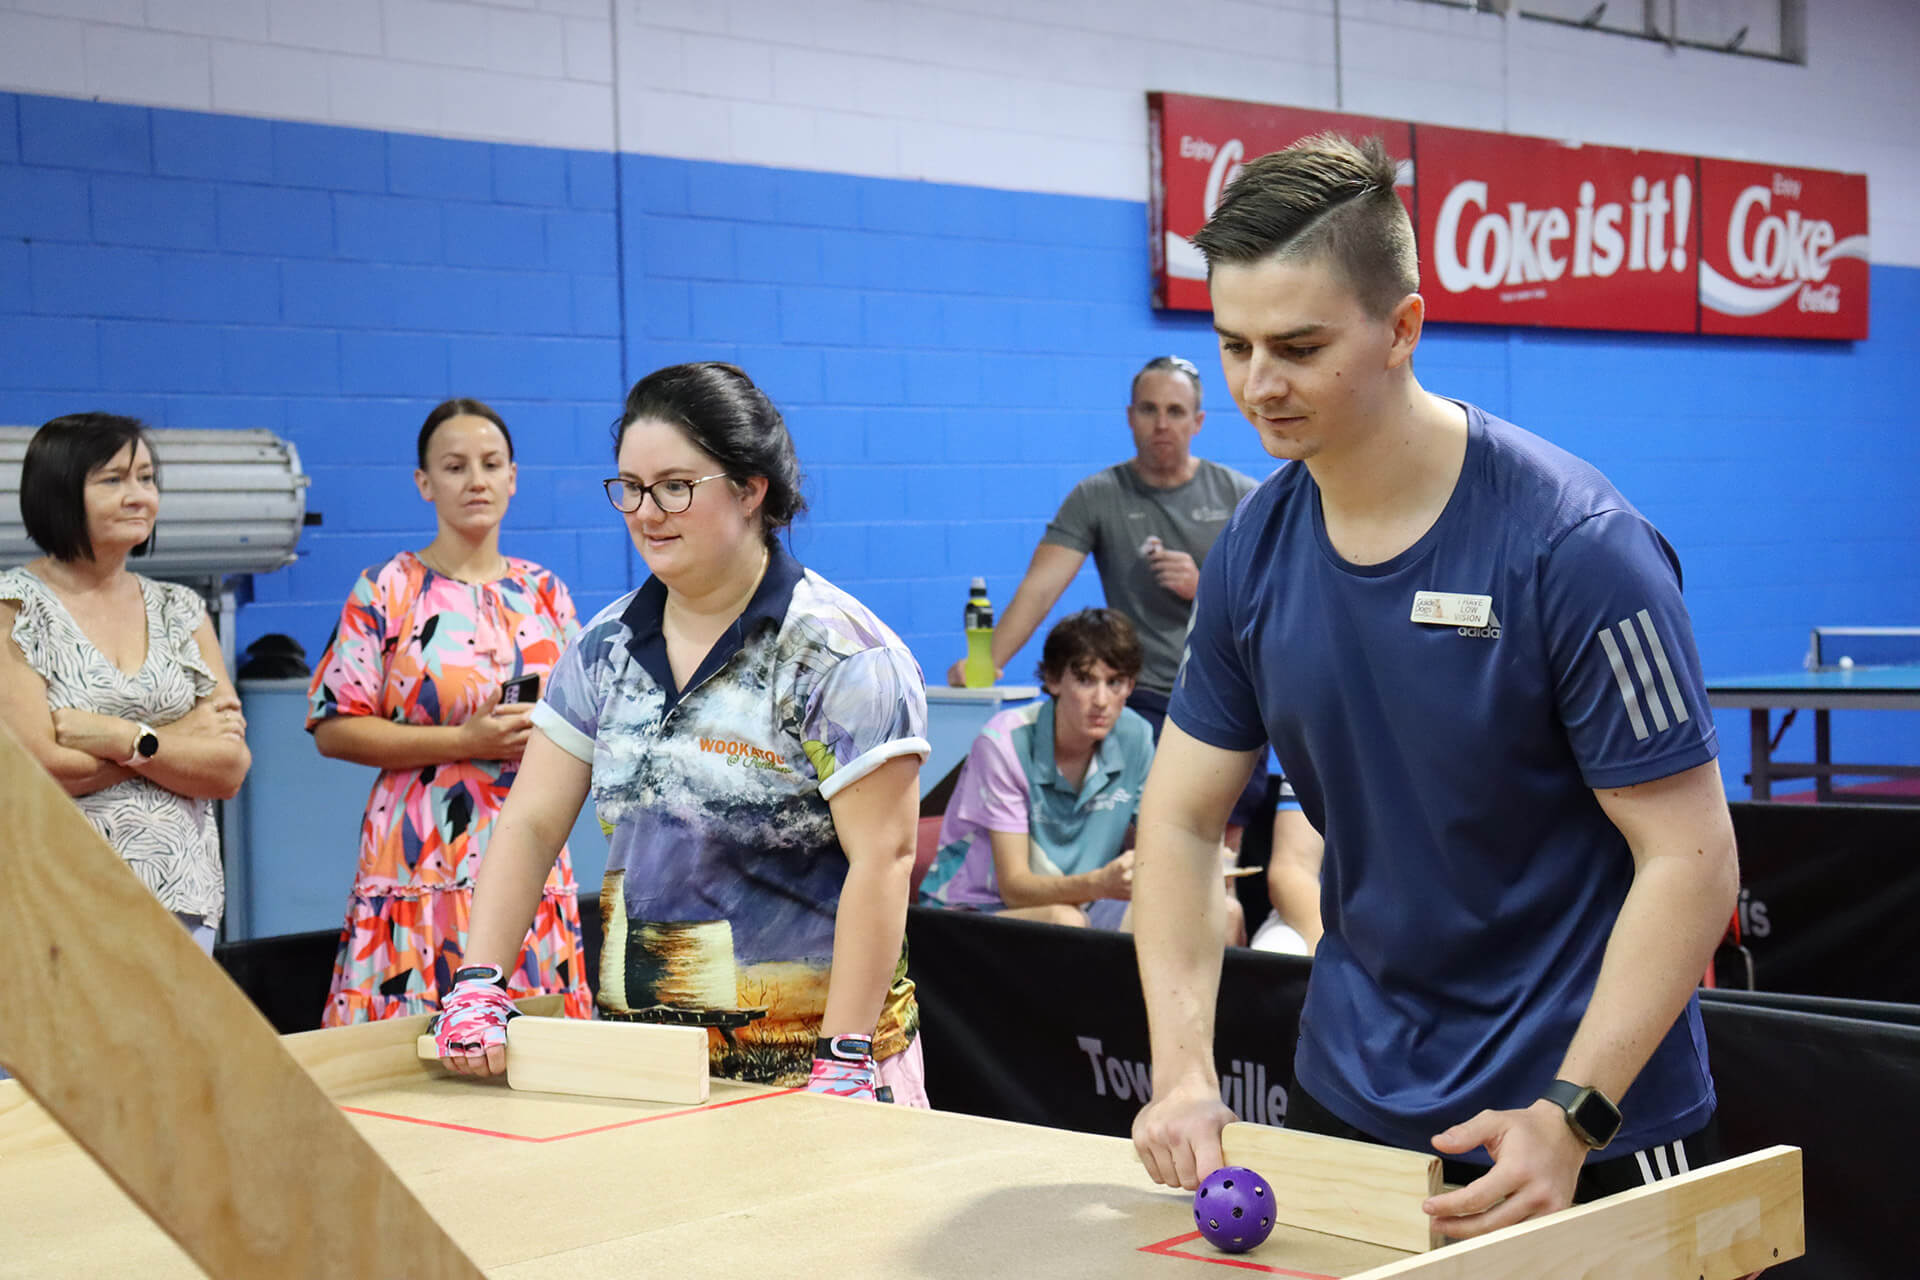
[0,719,483,1279]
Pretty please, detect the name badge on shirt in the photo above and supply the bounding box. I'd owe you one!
[1410,591,1493,627]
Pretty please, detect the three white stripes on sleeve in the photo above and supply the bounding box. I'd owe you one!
[1597,609,1691,741]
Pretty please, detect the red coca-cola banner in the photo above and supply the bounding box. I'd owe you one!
[1149,92,1870,340]
[1148,96,1412,313]
[1696,159,1871,339]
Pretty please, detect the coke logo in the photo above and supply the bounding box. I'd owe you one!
[1797,283,1841,313]
[1204,138,1245,221]
[1702,172,1868,320]
[1727,185,1834,283]
[1433,175,1693,293]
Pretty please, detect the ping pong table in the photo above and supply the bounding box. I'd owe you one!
[1706,628,1920,801]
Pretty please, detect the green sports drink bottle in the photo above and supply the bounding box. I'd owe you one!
[962,577,995,688]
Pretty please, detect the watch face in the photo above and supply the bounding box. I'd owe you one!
[136,730,159,759]
[1571,1090,1623,1147]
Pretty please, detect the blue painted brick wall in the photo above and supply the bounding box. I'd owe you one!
[618,151,1918,786]
[4,94,1916,792]
[1,95,626,658]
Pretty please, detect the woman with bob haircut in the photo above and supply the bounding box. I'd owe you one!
[0,413,250,953]
[428,363,932,1106]
[305,398,592,1027]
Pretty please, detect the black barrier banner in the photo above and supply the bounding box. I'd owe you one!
[908,907,1918,1280]
[905,906,1308,1139]
[1700,1000,1918,1280]
[1727,803,1920,1004]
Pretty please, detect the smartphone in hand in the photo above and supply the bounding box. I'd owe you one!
[500,673,540,704]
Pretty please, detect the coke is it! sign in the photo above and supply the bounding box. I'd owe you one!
[1149,92,1870,340]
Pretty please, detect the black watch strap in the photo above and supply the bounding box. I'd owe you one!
[1542,1078,1623,1150]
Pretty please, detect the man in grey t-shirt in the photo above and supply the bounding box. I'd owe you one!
[946,355,1268,833]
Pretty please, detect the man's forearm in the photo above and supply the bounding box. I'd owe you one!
[999,864,1116,908]
[992,582,1055,671]
[1135,816,1230,1091]
[1554,849,1737,1102]
[990,542,1085,671]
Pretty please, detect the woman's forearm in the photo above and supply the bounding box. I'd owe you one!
[820,851,912,1039]
[461,734,589,972]
[313,715,472,771]
[50,748,136,797]
[134,727,251,800]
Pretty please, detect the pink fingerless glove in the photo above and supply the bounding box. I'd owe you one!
[807,1033,891,1103]
[432,964,516,1057]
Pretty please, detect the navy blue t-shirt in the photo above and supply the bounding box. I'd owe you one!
[1171,404,1718,1161]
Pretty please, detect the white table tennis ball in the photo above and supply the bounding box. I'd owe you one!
[1838,656,1854,669]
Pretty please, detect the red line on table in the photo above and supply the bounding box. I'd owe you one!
[1138,1229,1340,1277]
[339,1087,801,1144]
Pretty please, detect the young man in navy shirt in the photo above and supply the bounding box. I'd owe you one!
[1129,134,1740,1241]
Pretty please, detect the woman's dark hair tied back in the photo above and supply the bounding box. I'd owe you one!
[417,398,514,469]
[20,412,159,563]
[615,362,808,541]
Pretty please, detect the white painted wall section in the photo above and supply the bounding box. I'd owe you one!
[0,0,617,149]
[1,0,1915,262]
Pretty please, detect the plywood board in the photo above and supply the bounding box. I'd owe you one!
[1223,1120,1444,1251]
[1348,1145,1802,1280]
[414,1014,710,1103]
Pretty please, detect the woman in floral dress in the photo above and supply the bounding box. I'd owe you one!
[305,399,592,1026]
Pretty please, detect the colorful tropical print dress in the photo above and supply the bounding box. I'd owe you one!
[306,551,593,1026]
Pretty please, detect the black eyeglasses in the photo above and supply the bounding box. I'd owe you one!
[602,473,729,514]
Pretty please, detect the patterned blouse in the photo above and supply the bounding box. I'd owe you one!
[1,567,223,920]
[533,543,929,1084]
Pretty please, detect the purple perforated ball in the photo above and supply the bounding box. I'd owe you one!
[1193,1165,1275,1254]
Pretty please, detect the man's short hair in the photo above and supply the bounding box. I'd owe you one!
[1191,133,1417,320]
[1038,608,1144,685]
[20,412,157,563]
[1131,355,1203,409]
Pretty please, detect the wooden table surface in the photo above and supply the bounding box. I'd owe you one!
[0,1011,1802,1280]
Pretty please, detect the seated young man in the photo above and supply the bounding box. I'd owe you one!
[920,609,1245,941]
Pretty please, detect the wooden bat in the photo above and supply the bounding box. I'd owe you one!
[1222,1121,1445,1253]
[417,1015,710,1105]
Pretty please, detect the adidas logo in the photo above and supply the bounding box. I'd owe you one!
[1458,611,1502,639]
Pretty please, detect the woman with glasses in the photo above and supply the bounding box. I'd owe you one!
[431,363,932,1106]
[304,399,592,1027]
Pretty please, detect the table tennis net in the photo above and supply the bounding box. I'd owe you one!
[1806,627,1920,670]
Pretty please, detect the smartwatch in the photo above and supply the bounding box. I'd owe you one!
[121,722,159,767]
[452,964,509,989]
[814,1034,875,1063]
[1541,1079,1623,1150]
